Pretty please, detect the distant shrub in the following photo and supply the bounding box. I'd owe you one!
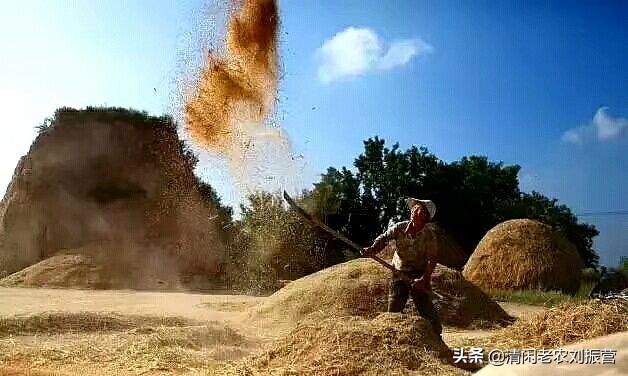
[223,192,333,293]
[35,106,177,134]
[35,117,55,134]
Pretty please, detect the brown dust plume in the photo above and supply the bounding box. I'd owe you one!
[184,0,279,150]
[183,0,303,195]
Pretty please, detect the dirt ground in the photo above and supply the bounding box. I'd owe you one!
[0,287,545,375]
[0,287,262,326]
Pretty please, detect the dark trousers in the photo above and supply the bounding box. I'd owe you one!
[388,274,442,336]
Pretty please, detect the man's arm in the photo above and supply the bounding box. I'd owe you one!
[423,255,437,282]
[412,256,436,292]
[413,236,438,292]
[361,223,403,256]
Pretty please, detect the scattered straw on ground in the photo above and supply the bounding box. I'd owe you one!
[488,300,628,349]
[0,312,195,337]
[0,312,254,375]
[474,331,628,376]
[217,313,469,376]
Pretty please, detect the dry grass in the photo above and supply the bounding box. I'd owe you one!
[0,312,195,337]
[431,265,513,329]
[217,313,470,376]
[0,367,69,375]
[249,259,390,331]
[489,283,595,307]
[2,299,624,375]
[488,299,628,349]
[463,219,584,294]
[0,312,255,375]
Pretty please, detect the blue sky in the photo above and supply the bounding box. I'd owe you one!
[0,1,626,266]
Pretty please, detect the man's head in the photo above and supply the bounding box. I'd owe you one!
[407,197,436,223]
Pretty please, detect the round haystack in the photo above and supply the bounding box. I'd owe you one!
[463,219,584,294]
[219,314,466,376]
[250,258,513,330]
[378,223,467,269]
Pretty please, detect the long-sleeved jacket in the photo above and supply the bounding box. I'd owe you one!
[370,220,437,272]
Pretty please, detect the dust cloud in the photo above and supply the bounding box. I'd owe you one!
[184,0,302,195]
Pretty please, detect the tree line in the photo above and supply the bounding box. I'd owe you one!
[200,137,601,290]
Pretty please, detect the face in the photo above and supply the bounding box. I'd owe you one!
[409,204,425,232]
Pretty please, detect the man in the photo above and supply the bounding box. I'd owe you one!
[361,197,442,336]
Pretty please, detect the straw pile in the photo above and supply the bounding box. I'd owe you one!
[0,252,185,290]
[488,300,628,349]
[0,108,225,287]
[250,259,512,330]
[250,259,389,330]
[463,219,584,294]
[218,313,468,376]
[431,265,513,328]
[379,224,467,270]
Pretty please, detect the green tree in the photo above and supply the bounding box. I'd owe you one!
[352,137,442,239]
[226,192,336,291]
[621,257,628,274]
[308,137,600,268]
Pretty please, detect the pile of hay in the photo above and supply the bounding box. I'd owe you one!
[378,223,467,270]
[431,265,513,328]
[219,314,467,376]
[0,252,184,290]
[463,219,584,294]
[0,254,101,289]
[250,259,512,330]
[0,367,65,376]
[250,259,389,330]
[488,300,628,349]
[0,108,225,289]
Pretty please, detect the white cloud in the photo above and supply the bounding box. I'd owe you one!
[562,107,628,144]
[561,126,586,145]
[593,107,628,140]
[316,27,433,84]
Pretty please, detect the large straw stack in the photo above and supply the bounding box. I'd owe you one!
[463,219,584,294]
[250,258,512,330]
